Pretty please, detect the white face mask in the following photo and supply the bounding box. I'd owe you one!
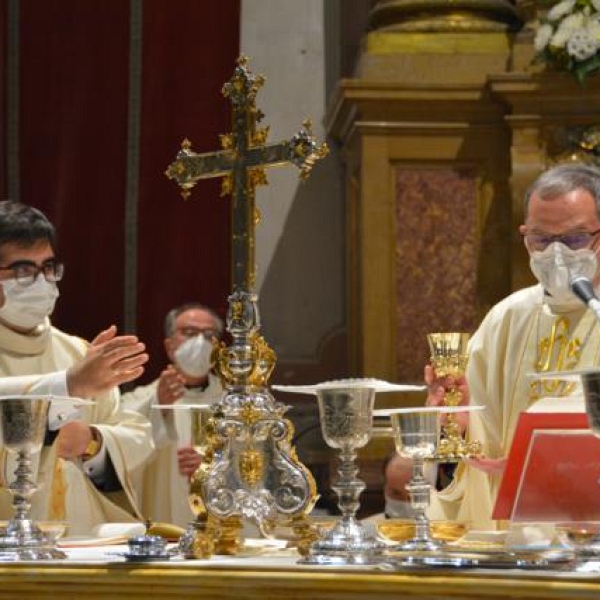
[174,334,213,378]
[384,497,415,519]
[529,242,598,305]
[0,277,59,329]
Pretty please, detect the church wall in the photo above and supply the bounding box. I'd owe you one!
[240,0,346,383]
[240,0,349,511]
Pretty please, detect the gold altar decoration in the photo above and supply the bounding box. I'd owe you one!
[427,333,482,461]
[166,55,327,557]
[549,123,600,168]
[368,0,521,32]
[2,561,600,600]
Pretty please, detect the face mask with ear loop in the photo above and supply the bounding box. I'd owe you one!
[0,277,59,329]
[529,242,598,305]
[174,334,213,378]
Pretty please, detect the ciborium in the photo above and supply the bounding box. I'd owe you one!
[0,395,66,560]
[427,333,481,461]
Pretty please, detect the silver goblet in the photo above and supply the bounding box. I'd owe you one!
[301,385,385,565]
[0,395,66,560]
[389,408,441,552]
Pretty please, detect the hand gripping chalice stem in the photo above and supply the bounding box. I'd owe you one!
[427,333,481,461]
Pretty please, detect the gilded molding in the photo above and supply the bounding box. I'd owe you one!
[369,0,522,32]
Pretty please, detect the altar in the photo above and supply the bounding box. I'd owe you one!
[2,545,600,600]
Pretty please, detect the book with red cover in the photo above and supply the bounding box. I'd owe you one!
[492,412,600,522]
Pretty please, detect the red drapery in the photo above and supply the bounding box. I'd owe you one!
[6,1,239,381]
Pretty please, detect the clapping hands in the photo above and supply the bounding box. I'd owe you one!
[66,325,148,399]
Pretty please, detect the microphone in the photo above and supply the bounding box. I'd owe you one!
[571,276,600,323]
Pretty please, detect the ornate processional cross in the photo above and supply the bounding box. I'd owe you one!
[163,56,327,557]
[165,55,328,292]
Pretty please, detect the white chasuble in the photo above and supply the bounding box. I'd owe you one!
[0,319,154,535]
[430,285,600,530]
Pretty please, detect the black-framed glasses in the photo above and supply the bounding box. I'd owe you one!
[175,326,216,340]
[0,261,64,287]
[525,228,600,251]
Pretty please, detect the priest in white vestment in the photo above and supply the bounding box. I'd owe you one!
[428,163,600,529]
[0,200,153,535]
[122,303,224,527]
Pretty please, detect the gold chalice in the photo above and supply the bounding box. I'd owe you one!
[181,405,221,558]
[427,333,481,461]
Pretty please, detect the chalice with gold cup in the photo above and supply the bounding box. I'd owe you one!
[180,404,222,558]
[427,333,481,461]
[150,403,220,558]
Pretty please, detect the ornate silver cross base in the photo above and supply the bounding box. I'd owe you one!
[184,292,317,556]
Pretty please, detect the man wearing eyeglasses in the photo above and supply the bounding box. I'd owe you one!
[122,303,223,527]
[427,162,600,530]
[0,200,153,534]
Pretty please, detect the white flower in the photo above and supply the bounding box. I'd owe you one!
[547,0,577,22]
[561,12,586,30]
[567,29,599,60]
[551,14,586,47]
[535,23,554,51]
[592,0,600,12]
[588,20,600,44]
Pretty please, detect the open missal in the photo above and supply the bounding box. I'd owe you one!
[492,399,600,522]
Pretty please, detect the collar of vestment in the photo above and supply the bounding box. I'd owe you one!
[0,318,51,355]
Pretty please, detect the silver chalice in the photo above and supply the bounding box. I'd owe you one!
[0,395,66,560]
[301,385,385,565]
[389,408,441,551]
[273,378,426,565]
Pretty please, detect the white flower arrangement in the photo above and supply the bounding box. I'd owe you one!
[534,0,600,83]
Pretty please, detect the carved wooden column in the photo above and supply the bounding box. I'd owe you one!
[327,0,524,388]
[489,73,600,291]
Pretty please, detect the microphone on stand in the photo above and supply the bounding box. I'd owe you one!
[570,275,600,324]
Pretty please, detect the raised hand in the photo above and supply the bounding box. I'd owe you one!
[66,325,148,398]
[157,365,185,406]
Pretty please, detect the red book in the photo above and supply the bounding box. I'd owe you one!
[492,412,600,522]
